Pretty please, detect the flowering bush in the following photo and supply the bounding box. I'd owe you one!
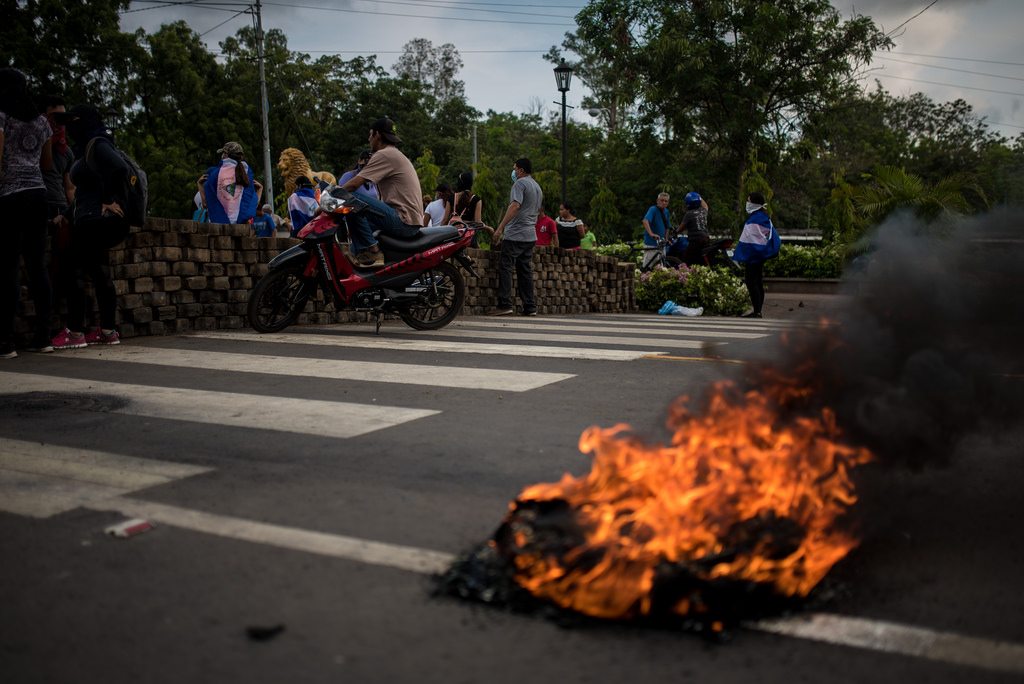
[635,264,748,316]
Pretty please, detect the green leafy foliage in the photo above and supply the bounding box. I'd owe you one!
[762,244,844,279]
[635,265,748,316]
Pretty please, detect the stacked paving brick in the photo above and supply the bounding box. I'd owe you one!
[13,219,636,343]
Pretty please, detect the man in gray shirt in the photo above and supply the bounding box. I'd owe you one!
[488,157,542,316]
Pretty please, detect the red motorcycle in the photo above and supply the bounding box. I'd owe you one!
[248,183,479,333]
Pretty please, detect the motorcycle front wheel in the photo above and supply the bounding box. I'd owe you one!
[398,261,466,331]
[248,267,314,333]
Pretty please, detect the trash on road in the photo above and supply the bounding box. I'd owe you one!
[105,518,155,538]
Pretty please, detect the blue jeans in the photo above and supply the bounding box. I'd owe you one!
[346,195,420,253]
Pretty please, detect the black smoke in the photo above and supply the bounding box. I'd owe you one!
[742,208,1024,467]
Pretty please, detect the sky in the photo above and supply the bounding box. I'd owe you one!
[119,0,1024,140]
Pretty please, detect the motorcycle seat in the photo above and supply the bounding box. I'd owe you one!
[375,225,462,253]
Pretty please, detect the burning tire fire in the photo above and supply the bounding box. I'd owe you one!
[440,379,872,630]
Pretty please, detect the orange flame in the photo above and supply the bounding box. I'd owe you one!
[505,378,873,620]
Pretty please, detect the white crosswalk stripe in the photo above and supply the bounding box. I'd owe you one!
[0,371,440,440]
[57,345,575,392]
[0,438,212,518]
[187,329,671,360]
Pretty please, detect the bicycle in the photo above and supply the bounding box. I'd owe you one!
[612,237,683,273]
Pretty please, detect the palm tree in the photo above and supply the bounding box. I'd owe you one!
[852,165,987,224]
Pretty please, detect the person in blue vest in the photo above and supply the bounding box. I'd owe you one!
[202,141,262,225]
[641,192,671,269]
[287,175,318,237]
[733,191,781,318]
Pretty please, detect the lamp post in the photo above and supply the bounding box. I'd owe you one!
[553,59,573,209]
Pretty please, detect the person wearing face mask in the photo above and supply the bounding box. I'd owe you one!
[732,191,781,318]
[486,158,543,316]
[337,149,377,200]
[39,95,75,219]
[49,104,131,349]
[0,68,53,358]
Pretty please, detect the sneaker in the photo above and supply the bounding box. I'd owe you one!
[520,310,537,317]
[355,249,385,268]
[486,307,514,316]
[84,329,120,346]
[0,343,16,359]
[26,337,54,353]
[51,328,87,350]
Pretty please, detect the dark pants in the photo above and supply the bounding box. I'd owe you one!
[497,239,536,312]
[56,215,127,332]
[1,189,51,345]
[682,235,709,266]
[744,261,765,314]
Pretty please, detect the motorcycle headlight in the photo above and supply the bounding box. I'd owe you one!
[318,191,342,214]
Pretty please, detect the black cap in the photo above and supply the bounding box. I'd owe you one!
[370,117,401,144]
[295,175,312,187]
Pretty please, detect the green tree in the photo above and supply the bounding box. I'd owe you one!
[575,0,892,211]
[589,178,622,243]
[851,165,987,226]
[2,0,142,109]
[392,38,465,111]
[414,148,440,197]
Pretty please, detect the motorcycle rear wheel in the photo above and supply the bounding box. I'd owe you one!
[248,267,313,333]
[398,261,465,330]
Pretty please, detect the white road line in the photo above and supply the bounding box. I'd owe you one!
[64,346,575,392]
[0,439,211,518]
[94,494,1024,674]
[568,314,814,329]
[325,326,707,348]
[751,613,1024,674]
[105,496,453,575]
[447,321,766,339]
[0,371,439,439]
[188,331,665,360]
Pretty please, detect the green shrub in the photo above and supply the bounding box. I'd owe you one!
[763,243,843,279]
[595,242,641,266]
[635,265,748,316]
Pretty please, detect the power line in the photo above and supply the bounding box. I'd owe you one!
[885,0,938,37]
[126,0,578,24]
[879,56,1024,84]
[885,50,1024,68]
[865,72,1024,99]
[259,1,576,24]
[263,0,577,19]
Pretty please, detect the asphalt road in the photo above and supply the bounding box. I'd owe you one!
[1,303,1021,683]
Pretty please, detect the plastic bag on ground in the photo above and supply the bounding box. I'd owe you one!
[657,300,703,317]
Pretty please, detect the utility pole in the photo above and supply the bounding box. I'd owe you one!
[255,0,274,211]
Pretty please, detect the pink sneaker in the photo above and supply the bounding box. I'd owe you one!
[52,328,87,350]
[84,329,120,346]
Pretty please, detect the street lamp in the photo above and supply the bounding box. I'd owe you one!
[553,59,573,209]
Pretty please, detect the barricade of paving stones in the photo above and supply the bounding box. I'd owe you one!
[14,219,636,342]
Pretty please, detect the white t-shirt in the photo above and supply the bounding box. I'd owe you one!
[424,198,445,226]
